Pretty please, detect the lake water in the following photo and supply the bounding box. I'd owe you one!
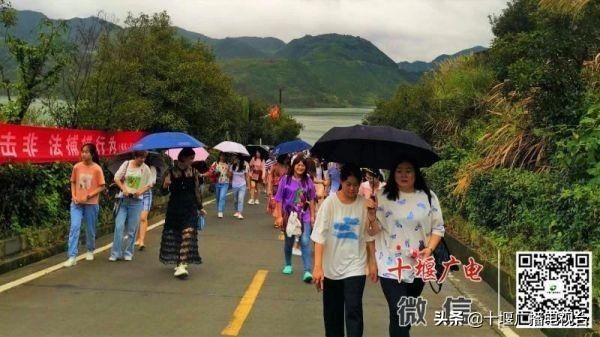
[287,107,372,144]
[1,98,371,145]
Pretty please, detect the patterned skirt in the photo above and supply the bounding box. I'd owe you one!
[159,227,202,265]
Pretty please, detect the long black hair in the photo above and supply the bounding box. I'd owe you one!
[383,159,431,203]
[82,143,100,164]
[232,155,246,172]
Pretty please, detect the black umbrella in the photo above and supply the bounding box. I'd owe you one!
[107,151,168,176]
[246,144,270,159]
[311,125,439,169]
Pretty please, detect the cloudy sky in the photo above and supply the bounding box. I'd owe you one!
[12,0,508,62]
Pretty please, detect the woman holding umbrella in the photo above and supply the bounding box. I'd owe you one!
[366,158,444,337]
[159,148,205,279]
[311,163,377,337]
[311,124,444,337]
[274,154,316,283]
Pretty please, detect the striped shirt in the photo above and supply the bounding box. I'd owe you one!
[265,158,275,171]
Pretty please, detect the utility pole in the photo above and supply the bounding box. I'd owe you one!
[279,88,283,106]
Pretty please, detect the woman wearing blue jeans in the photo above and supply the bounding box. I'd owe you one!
[211,153,230,219]
[274,154,317,283]
[64,143,106,267]
[230,155,249,219]
[110,151,152,261]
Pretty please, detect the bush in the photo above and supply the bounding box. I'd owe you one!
[465,169,559,236]
[0,162,123,239]
[556,183,600,250]
[0,163,71,237]
[425,158,464,216]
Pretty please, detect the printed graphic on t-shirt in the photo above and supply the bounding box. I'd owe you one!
[125,175,141,190]
[333,217,360,240]
[78,173,93,190]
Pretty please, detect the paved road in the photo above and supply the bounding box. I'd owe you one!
[0,194,545,337]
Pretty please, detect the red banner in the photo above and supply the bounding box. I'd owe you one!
[0,124,145,164]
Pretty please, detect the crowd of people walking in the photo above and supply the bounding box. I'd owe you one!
[63,140,445,337]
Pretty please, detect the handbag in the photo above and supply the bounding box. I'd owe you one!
[424,191,459,294]
[429,238,459,294]
[285,211,302,238]
[112,197,122,218]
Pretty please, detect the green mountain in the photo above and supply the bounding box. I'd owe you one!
[0,10,119,78]
[432,45,488,63]
[220,34,410,106]
[175,27,285,59]
[4,9,475,107]
[397,45,488,76]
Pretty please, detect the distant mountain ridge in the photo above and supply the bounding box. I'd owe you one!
[398,45,488,75]
[3,9,486,107]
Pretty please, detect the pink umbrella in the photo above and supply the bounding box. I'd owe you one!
[166,147,209,162]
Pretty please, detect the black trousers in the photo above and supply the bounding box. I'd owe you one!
[380,277,425,337]
[323,275,366,337]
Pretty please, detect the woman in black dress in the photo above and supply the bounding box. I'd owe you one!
[159,147,206,279]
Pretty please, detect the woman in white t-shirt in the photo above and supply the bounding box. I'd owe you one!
[110,151,153,261]
[311,164,377,337]
[366,159,445,337]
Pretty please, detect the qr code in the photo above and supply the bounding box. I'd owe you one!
[516,252,592,328]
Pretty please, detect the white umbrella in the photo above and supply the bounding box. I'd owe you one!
[214,141,250,156]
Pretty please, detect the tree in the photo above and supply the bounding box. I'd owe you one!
[44,12,115,127]
[0,0,16,104]
[77,11,299,146]
[489,0,600,129]
[0,4,70,124]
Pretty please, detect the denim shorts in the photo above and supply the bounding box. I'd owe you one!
[142,191,153,212]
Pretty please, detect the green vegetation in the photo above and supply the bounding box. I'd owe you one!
[1,12,415,107]
[365,0,600,301]
[221,34,409,107]
[0,7,302,238]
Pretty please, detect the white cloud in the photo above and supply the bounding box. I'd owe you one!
[12,0,507,61]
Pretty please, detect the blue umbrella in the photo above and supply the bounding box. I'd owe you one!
[273,139,311,156]
[128,132,205,151]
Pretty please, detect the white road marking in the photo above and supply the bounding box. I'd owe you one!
[447,273,521,337]
[0,196,218,294]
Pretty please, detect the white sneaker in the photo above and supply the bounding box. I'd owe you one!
[248,199,254,205]
[292,247,302,256]
[237,214,244,219]
[85,252,94,261]
[255,199,260,205]
[63,257,77,267]
[218,212,223,218]
[234,212,240,217]
[174,264,189,278]
[108,256,117,262]
[124,256,133,261]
